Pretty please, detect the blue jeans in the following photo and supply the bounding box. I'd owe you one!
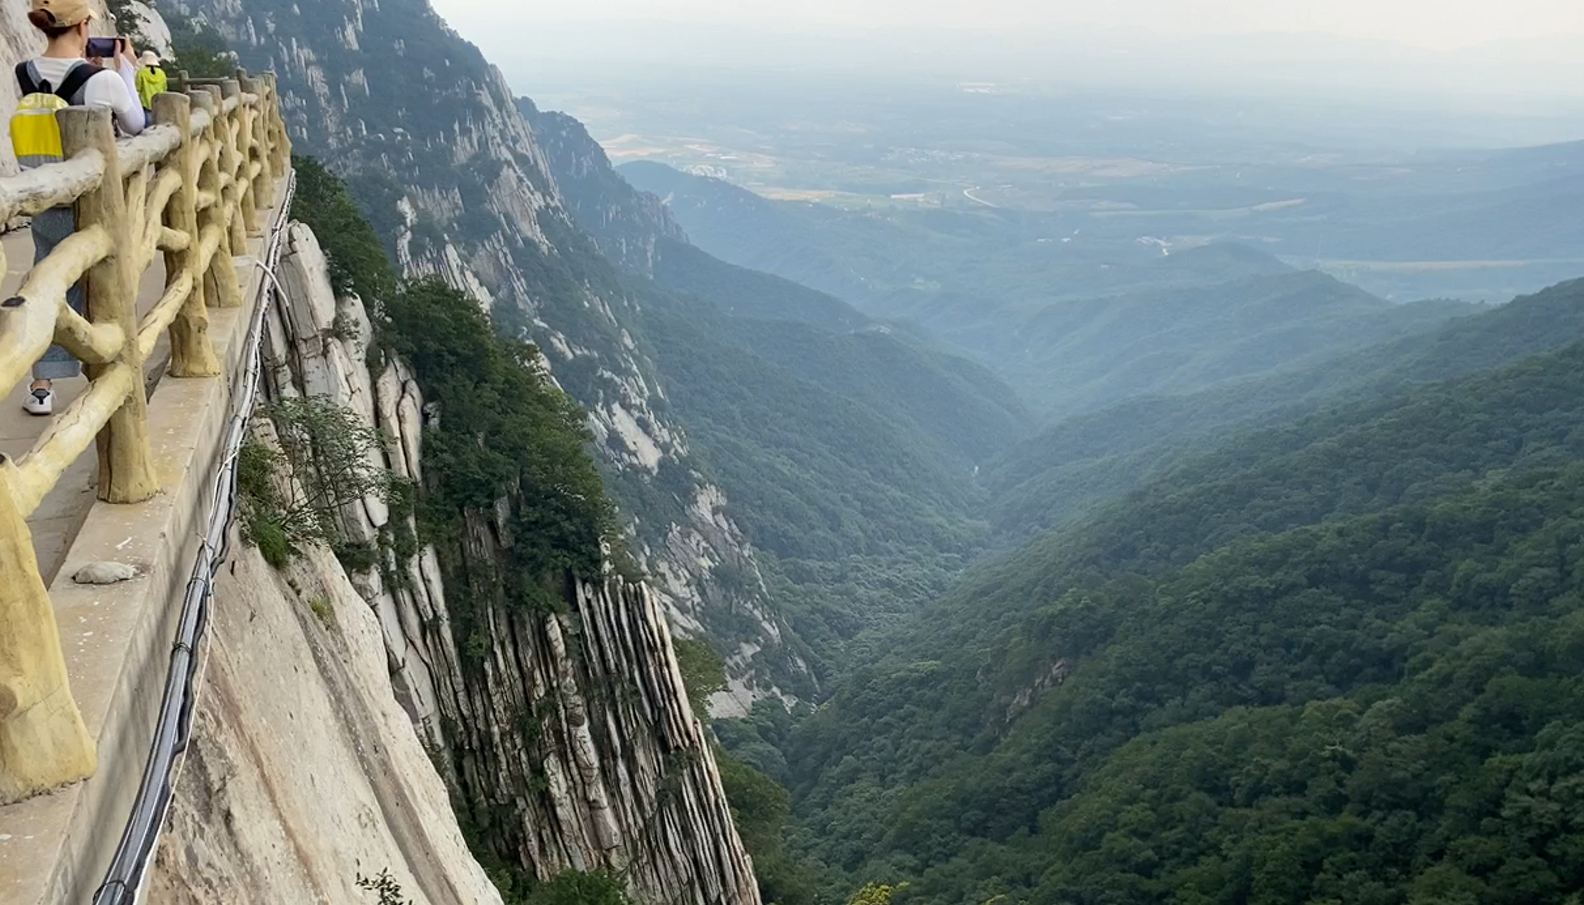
[31,206,84,381]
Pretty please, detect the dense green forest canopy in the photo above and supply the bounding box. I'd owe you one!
[790,464,1584,905]
[986,278,1584,538]
[764,328,1584,904]
[296,105,1584,905]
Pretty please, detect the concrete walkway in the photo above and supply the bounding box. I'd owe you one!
[1,228,173,584]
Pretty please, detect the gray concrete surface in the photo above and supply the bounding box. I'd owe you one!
[0,176,289,905]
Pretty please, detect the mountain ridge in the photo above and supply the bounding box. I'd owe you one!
[522,98,1033,681]
[988,276,1584,535]
[618,160,1480,418]
[782,328,1584,903]
[173,0,818,711]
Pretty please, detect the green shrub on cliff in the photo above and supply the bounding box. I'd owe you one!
[525,871,631,905]
[674,638,729,721]
[462,835,630,905]
[355,870,412,905]
[238,397,402,569]
[381,278,614,582]
[291,157,399,304]
[290,156,615,589]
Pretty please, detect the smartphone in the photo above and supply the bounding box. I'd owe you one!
[86,37,121,58]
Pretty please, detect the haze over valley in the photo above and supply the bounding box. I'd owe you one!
[97,0,1584,902]
[451,6,1584,902]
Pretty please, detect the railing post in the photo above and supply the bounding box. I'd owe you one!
[239,71,273,222]
[0,461,96,803]
[195,87,242,310]
[218,79,250,251]
[263,72,291,175]
[60,107,159,504]
[155,92,220,378]
[230,71,262,238]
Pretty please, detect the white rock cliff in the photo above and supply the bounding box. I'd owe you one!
[151,223,761,903]
[172,0,807,714]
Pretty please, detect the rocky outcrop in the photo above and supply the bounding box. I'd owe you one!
[520,99,688,278]
[1004,659,1073,724]
[123,1,174,58]
[173,0,804,711]
[236,222,762,903]
[147,544,505,905]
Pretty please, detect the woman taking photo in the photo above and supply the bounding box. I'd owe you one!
[17,0,146,416]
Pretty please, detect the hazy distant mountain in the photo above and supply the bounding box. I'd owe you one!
[988,277,1584,536]
[622,161,1476,419]
[500,20,1584,123]
[1000,271,1474,421]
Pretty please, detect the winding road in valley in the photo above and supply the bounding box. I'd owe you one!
[963,186,999,208]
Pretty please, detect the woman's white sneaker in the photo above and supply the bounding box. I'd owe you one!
[24,385,53,416]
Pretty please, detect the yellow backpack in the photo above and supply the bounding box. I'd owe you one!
[11,61,98,169]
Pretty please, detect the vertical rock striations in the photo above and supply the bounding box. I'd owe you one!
[256,222,761,903]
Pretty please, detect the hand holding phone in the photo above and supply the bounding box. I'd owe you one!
[86,37,119,59]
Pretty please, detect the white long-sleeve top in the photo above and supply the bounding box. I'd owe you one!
[26,55,146,136]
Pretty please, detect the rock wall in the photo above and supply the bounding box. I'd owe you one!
[146,544,505,905]
[219,221,762,903]
[171,0,807,711]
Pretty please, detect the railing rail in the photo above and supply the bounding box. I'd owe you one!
[0,69,290,804]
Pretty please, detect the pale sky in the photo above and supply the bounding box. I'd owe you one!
[432,0,1584,51]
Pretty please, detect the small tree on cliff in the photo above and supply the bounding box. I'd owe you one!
[356,870,412,905]
[238,396,404,569]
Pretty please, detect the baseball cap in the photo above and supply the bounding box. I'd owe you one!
[29,0,96,28]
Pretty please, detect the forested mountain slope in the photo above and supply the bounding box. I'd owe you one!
[797,465,1584,905]
[524,101,1031,679]
[620,162,1476,419]
[779,335,1584,904]
[989,277,1584,536]
[175,0,814,705]
[1001,270,1472,421]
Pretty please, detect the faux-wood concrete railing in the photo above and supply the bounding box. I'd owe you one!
[0,70,289,804]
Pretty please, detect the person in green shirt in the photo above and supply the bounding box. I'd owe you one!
[134,50,166,118]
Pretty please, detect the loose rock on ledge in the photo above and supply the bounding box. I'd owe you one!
[73,561,139,585]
